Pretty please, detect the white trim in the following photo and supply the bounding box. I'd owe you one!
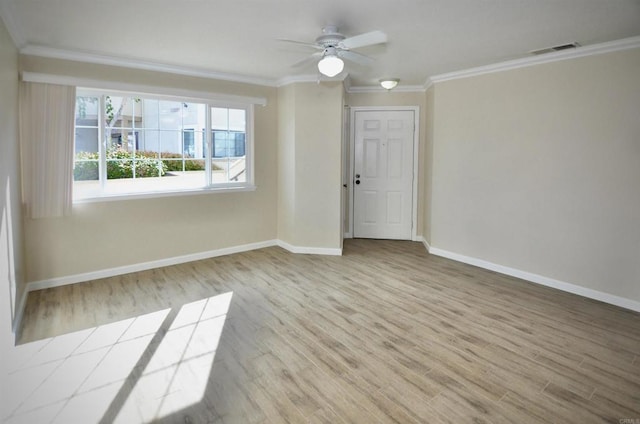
[411,110,420,241]
[347,85,426,94]
[23,238,342,295]
[245,105,256,190]
[425,245,640,313]
[414,235,431,252]
[341,104,349,247]
[427,35,640,85]
[276,73,348,87]
[348,109,355,238]
[412,234,425,245]
[343,232,353,239]
[424,78,434,92]
[19,239,284,330]
[276,240,343,256]
[21,72,268,106]
[26,240,279,292]
[20,44,278,88]
[349,106,420,241]
[276,74,321,86]
[13,35,640,94]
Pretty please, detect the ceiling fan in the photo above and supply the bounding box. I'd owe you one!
[280,25,388,77]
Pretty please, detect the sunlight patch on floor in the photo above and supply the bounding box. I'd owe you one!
[2,292,233,423]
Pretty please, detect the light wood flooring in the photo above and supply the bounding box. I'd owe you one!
[11,239,640,423]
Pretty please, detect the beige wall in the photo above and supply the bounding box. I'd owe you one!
[277,82,344,249]
[276,84,296,244]
[0,18,24,337]
[430,48,640,302]
[16,44,640,308]
[346,90,427,238]
[20,57,279,282]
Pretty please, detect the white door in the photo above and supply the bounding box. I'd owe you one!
[353,110,415,240]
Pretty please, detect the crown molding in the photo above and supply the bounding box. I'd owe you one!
[276,74,320,87]
[347,84,426,94]
[14,33,640,93]
[276,73,348,87]
[424,78,434,92]
[20,44,279,87]
[0,0,25,48]
[21,71,268,106]
[427,35,640,85]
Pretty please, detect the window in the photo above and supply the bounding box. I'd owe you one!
[73,90,253,200]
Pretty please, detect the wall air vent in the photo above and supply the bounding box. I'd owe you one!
[529,42,580,55]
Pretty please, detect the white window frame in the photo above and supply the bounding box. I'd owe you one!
[73,88,256,202]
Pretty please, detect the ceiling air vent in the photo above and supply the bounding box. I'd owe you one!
[529,42,580,55]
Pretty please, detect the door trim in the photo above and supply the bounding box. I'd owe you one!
[348,106,420,241]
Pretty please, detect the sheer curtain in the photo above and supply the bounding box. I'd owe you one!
[19,82,76,219]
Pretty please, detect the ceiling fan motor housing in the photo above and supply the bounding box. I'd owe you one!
[316,25,346,48]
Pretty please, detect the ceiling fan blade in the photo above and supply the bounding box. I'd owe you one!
[339,30,387,49]
[337,50,374,66]
[277,39,323,50]
[291,52,323,68]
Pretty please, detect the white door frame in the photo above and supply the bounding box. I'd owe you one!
[348,106,420,241]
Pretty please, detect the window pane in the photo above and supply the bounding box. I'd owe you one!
[211,108,246,183]
[74,92,249,199]
[103,103,207,193]
[139,130,160,156]
[105,96,136,129]
[75,96,99,126]
[141,99,159,129]
[211,108,245,131]
[159,131,182,155]
[162,159,183,173]
[183,130,195,158]
[106,147,134,180]
[133,154,164,178]
[74,95,100,183]
[183,102,206,132]
[75,128,98,154]
[228,109,246,132]
[229,159,246,182]
[183,129,205,158]
[159,101,183,130]
[74,95,101,199]
[74,156,99,181]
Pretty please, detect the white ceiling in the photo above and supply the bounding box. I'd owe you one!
[2,0,640,88]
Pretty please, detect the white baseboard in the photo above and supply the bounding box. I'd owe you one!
[24,238,342,295]
[17,238,343,327]
[413,235,431,251]
[26,239,279,293]
[21,236,637,330]
[426,245,640,313]
[276,240,343,256]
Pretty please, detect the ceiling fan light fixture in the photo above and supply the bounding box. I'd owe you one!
[380,79,399,90]
[318,54,344,77]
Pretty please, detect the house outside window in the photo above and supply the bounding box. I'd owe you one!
[73,90,253,200]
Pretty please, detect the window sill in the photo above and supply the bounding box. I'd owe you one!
[73,184,257,204]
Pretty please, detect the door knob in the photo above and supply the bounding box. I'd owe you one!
[355,174,360,178]
[355,180,360,185]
